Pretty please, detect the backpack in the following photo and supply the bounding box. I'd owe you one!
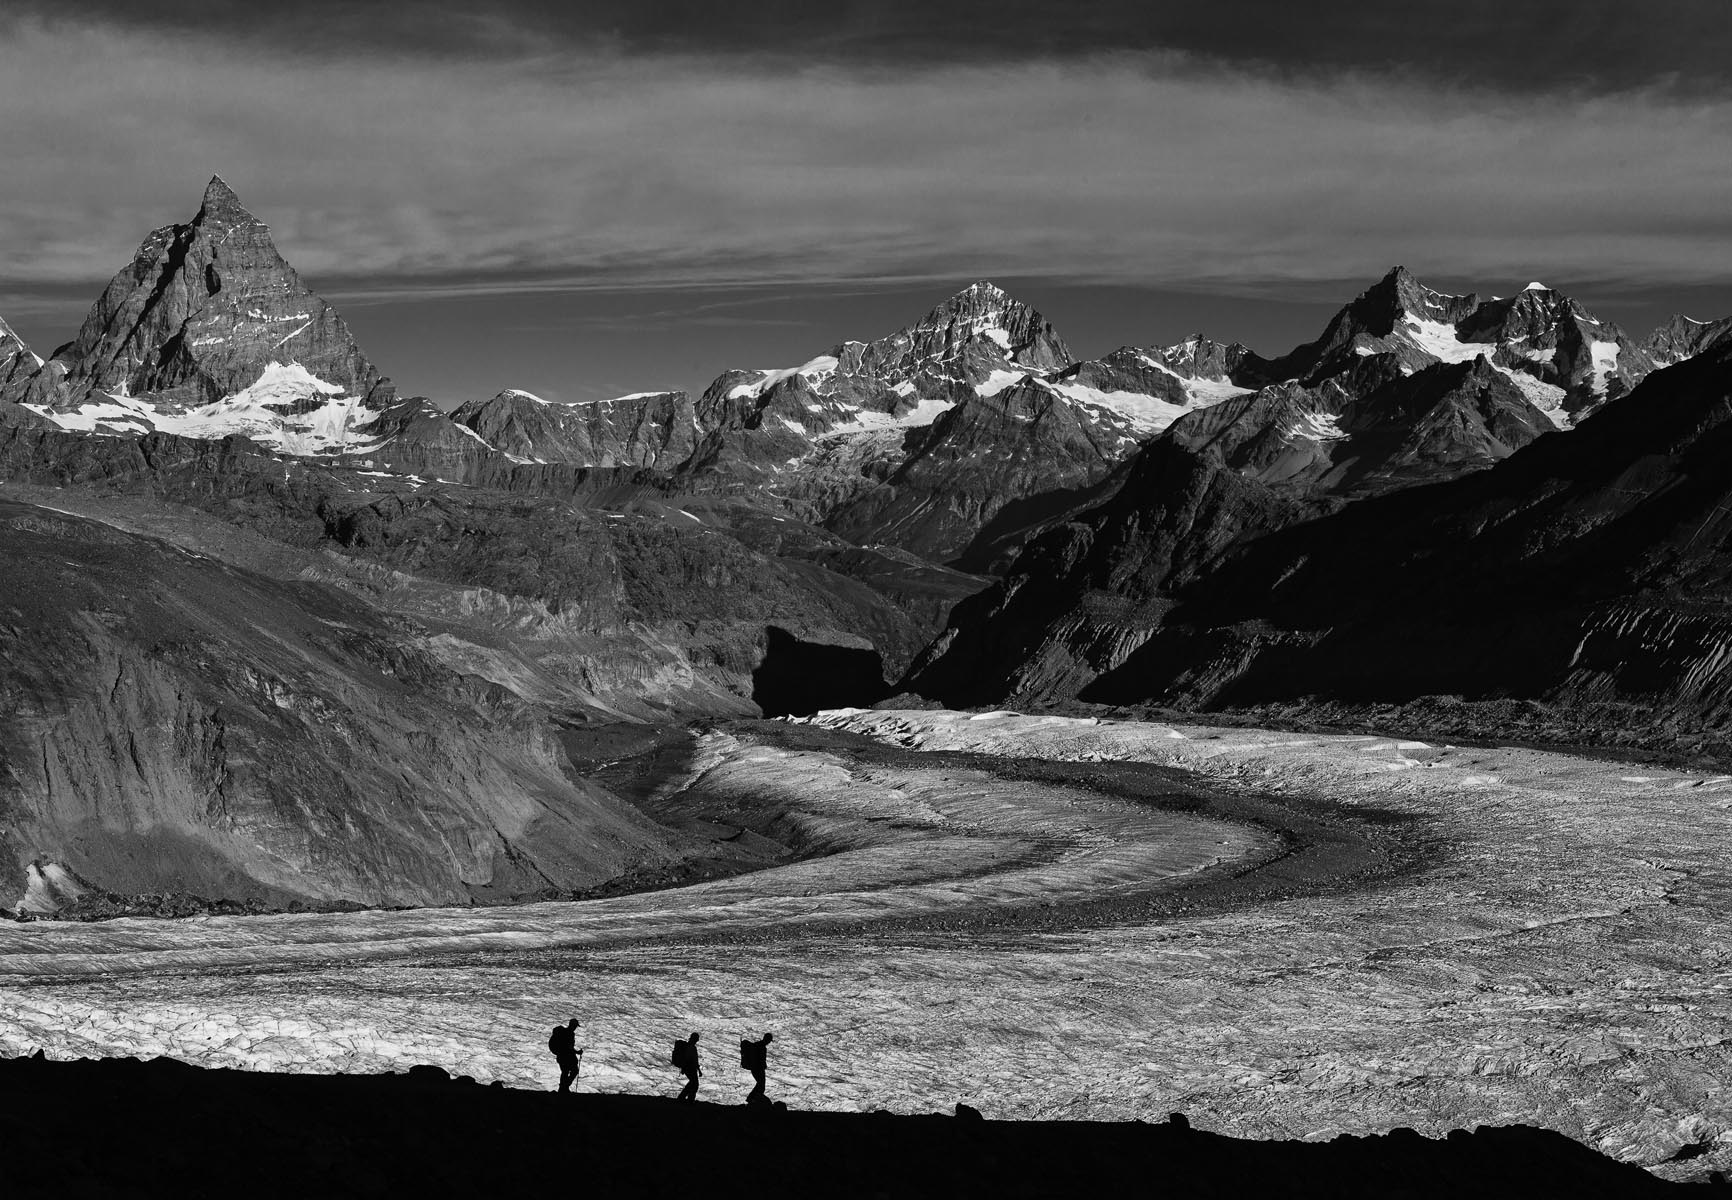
[548,1025,571,1057]
[740,1039,752,1069]
[672,1039,693,1070]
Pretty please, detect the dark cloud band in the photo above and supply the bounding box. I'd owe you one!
[11,0,1732,92]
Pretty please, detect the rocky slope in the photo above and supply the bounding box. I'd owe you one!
[0,423,953,718]
[905,437,1320,705]
[0,498,682,912]
[450,388,698,469]
[912,341,1732,755]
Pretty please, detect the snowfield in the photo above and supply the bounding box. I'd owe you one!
[3,712,1728,1181]
[23,362,389,456]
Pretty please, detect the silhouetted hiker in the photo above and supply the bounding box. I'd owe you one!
[740,1032,773,1104]
[672,1031,701,1102]
[548,1018,582,1093]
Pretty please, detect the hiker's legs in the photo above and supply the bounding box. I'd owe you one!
[558,1056,578,1092]
[748,1068,765,1102]
[678,1071,699,1102]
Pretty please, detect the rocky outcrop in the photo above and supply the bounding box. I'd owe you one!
[450,389,698,469]
[0,499,682,911]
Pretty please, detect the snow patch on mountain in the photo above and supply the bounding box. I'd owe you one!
[727,356,840,400]
[1501,372,1572,429]
[1043,380,1197,437]
[1394,315,1573,429]
[1401,317,1488,364]
[228,361,345,407]
[1292,411,1349,442]
[1589,340,1622,395]
[24,361,391,456]
[975,369,1027,398]
[824,396,957,436]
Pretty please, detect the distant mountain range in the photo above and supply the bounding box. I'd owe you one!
[6,177,1732,909]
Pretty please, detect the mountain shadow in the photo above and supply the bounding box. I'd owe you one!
[753,625,890,716]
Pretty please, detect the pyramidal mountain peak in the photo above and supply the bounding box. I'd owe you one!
[197,174,257,224]
[0,176,479,465]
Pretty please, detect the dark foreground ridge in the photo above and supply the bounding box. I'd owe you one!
[1,1054,1690,1199]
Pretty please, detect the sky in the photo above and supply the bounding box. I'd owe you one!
[4,2,1732,407]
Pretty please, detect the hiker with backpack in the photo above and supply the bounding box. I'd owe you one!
[740,1032,773,1105]
[548,1018,583,1093]
[673,1031,701,1102]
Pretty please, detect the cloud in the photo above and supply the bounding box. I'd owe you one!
[2,19,1732,306]
[13,1,1732,91]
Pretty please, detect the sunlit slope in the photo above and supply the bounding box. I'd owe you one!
[0,499,676,910]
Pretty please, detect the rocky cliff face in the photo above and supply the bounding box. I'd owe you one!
[0,499,681,912]
[450,389,698,469]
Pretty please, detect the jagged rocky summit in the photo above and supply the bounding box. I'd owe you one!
[0,176,469,467]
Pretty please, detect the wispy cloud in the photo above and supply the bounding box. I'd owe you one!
[3,20,1732,301]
